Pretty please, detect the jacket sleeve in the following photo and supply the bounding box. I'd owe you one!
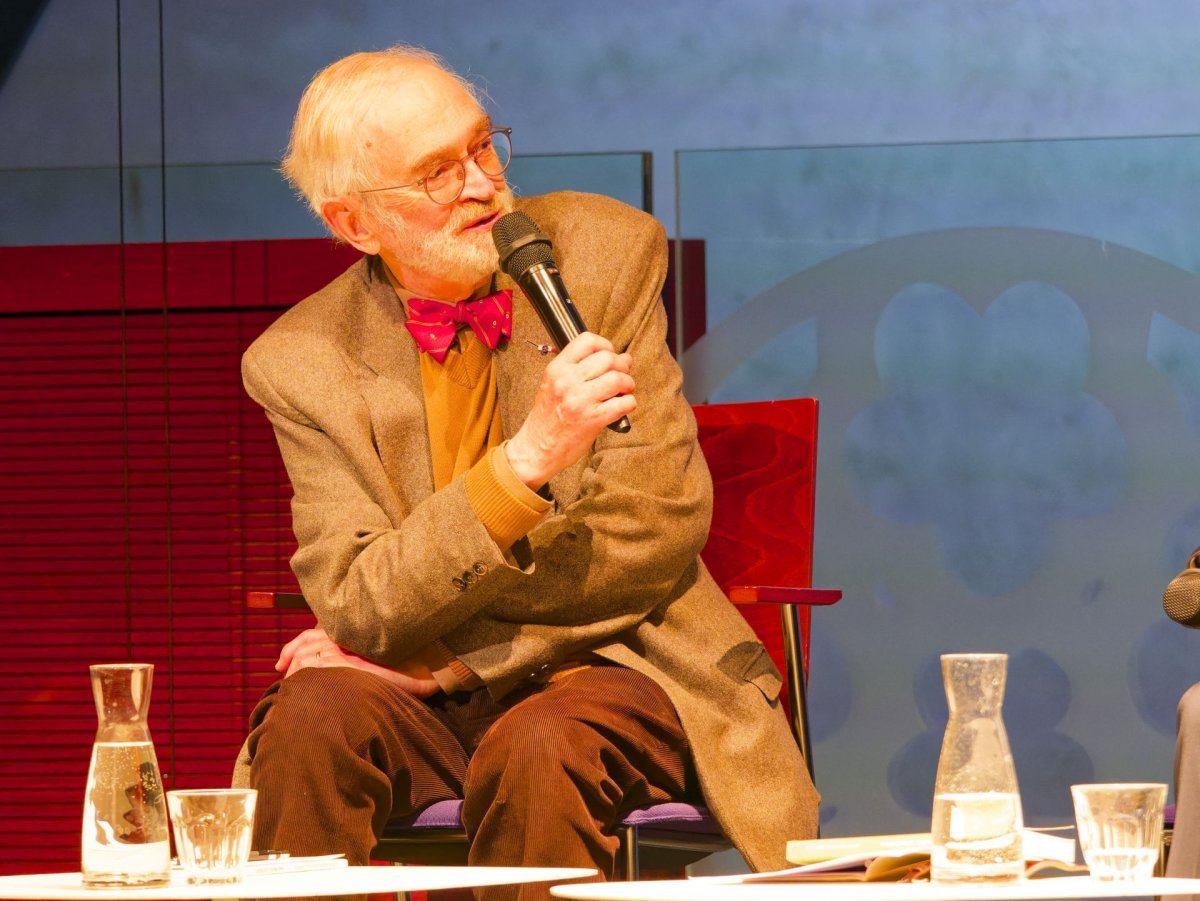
[440,206,716,695]
[241,318,536,668]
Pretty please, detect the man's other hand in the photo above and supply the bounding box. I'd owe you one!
[505,331,636,489]
[276,627,440,698]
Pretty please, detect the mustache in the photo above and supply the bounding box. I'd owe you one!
[451,190,514,230]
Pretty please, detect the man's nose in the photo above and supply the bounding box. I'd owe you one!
[458,157,498,203]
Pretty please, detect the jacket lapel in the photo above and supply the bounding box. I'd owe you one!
[352,259,436,512]
[350,256,554,506]
[495,272,553,440]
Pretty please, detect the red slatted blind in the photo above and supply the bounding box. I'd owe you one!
[0,238,358,875]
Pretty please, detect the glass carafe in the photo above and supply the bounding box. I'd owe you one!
[930,653,1024,883]
[81,663,171,886]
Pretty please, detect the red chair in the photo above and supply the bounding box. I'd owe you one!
[248,397,841,876]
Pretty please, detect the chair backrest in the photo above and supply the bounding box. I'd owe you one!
[251,396,825,733]
[693,397,820,723]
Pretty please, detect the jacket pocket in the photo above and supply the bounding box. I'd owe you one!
[725,641,783,702]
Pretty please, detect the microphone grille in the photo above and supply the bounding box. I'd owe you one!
[492,211,538,253]
[506,235,554,278]
[1164,550,1200,627]
[493,211,554,279]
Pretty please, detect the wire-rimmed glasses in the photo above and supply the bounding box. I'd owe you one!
[359,126,512,205]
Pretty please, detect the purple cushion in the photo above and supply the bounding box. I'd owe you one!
[396,799,464,829]
[388,800,720,836]
[1167,803,1177,827]
[618,802,720,835]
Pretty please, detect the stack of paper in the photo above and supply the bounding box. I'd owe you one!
[241,853,348,876]
[706,829,1079,884]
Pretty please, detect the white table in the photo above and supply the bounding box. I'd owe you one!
[0,865,596,899]
[551,876,1200,901]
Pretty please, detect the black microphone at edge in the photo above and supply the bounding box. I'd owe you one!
[492,211,632,434]
[1164,547,1200,627]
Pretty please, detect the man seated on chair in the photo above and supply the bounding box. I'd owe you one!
[235,45,817,897]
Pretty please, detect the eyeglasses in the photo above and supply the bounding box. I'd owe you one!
[359,127,513,205]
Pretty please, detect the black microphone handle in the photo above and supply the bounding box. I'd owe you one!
[517,263,631,433]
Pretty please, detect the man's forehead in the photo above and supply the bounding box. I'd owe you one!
[369,69,489,167]
[406,113,493,169]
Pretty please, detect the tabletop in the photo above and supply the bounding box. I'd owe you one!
[551,876,1200,901]
[0,865,597,899]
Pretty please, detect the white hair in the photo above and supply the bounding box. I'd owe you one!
[281,45,482,222]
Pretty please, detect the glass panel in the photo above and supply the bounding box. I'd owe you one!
[148,152,650,241]
[0,154,651,247]
[0,0,672,873]
[507,153,650,213]
[677,136,1200,836]
[0,1,128,877]
[157,152,650,240]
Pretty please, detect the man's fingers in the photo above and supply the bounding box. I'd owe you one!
[597,391,638,424]
[572,349,632,383]
[555,331,613,363]
[586,370,636,405]
[277,627,327,673]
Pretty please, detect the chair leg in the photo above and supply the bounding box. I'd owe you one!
[615,824,640,880]
[779,604,815,782]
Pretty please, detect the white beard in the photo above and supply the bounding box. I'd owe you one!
[373,188,515,294]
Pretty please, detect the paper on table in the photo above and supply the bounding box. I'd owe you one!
[705,829,1078,884]
[785,833,932,866]
[786,828,1075,867]
[240,854,348,876]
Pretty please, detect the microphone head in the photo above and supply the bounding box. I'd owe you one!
[493,211,554,280]
[1164,549,1200,627]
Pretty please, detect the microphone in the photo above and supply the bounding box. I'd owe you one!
[1164,548,1200,627]
[492,211,631,433]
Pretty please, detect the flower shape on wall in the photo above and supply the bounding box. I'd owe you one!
[844,281,1129,596]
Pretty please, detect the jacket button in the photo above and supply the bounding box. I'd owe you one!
[451,577,467,592]
[473,562,488,575]
[464,571,478,585]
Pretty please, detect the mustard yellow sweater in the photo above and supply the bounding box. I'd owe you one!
[405,296,551,692]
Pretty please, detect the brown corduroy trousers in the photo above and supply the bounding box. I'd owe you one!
[245,664,700,901]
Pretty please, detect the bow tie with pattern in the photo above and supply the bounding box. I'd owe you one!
[405,290,514,363]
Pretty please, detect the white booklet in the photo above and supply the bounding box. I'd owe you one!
[241,853,349,876]
[702,829,1079,884]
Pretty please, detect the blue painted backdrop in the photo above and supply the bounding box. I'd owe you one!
[5,0,1200,854]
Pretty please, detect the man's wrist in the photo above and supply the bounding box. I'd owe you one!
[503,434,546,490]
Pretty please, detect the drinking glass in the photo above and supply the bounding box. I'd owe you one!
[1071,783,1166,881]
[167,789,257,884]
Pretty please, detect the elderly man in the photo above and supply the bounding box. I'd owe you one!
[237,46,817,895]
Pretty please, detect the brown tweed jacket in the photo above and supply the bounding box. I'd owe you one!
[237,191,818,870]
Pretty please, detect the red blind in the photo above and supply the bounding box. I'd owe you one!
[0,238,358,875]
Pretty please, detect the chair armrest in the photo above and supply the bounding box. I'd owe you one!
[247,590,310,610]
[728,586,842,605]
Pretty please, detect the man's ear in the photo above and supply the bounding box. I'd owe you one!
[322,198,382,255]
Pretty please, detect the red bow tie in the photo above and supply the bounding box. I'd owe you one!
[405,290,513,363]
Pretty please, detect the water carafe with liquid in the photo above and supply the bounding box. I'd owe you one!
[81,663,170,886]
[931,653,1024,883]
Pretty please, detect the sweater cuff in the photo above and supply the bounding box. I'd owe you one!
[425,640,483,693]
[465,443,552,551]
